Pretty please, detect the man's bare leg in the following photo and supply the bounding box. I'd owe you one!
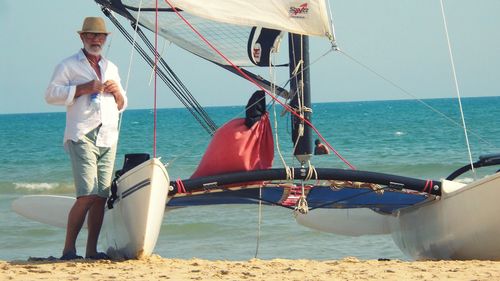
[62,196,96,256]
[85,196,107,257]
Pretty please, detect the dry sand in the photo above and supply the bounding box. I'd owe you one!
[2,255,500,280]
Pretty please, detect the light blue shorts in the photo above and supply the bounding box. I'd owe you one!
[67,126,117,198]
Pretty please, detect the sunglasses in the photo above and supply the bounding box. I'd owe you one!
[82,33,108,40]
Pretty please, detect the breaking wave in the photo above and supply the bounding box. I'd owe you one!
[14,182,59,191]
[1,181,74,195]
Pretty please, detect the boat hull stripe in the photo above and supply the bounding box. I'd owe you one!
[122,179,151,199]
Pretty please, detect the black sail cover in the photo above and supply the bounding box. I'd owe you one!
[245,90,267,128]
[247,27,283,66]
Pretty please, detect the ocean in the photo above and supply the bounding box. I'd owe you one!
[1,96,499,261]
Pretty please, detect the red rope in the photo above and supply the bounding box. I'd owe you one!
[153,0,159,158]
[423,180,433,193]
[423,180,429,193]
[162,0,355,170]
[176,178,187,193]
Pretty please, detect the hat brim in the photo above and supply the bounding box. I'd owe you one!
[77,31,111,34]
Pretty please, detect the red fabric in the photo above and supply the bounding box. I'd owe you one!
[191,113,274,179]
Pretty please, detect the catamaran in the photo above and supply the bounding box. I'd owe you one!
[12,0,500,260]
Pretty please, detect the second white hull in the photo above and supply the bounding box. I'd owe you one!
[295,208,392,236]
[390,172,500,260]
[293,172,500,260]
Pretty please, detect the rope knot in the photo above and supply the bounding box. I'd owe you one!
[295,195,309,214]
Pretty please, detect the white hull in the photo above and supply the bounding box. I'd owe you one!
[295,208,392,236]
[101,158,170,259]
[391,172,500,260]
[294,173,500,260]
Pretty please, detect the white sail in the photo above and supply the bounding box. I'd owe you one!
[166,0,333,37]
[123,0,333,38]
[120,0,334,66]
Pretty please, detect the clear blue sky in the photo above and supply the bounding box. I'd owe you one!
[0,0,499,114]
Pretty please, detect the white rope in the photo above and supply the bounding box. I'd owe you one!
[291,60,303,77]
[215,48,336,142]
[304,161,318,182]
[115,1,143,142]
[281,47,334,90]
[255,48,279,259]
[297,35,305,140]
[439,0,476,178]
[148,39,171,86]
[124,3,143,94]
[295,181,309,214]
[293,162,318,215]
[287,36,304,159]
[105,33,113,57]
[268,47,296,179]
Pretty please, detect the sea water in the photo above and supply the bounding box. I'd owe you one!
[0,97,499,261]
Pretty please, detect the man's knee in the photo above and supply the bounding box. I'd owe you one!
[76,195,103,207]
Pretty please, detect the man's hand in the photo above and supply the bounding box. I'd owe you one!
[103,80,124,110]
[74,80,124,110]
[75,80,104,98]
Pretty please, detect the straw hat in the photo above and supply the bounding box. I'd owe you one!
[77,17,111,34]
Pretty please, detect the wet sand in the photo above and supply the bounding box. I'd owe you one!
[2,255,500,280]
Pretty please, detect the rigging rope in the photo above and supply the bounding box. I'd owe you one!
[111,0,142,156]
[269,49,294,174]
[147,40,169,86]
[294,161,318,214]
[162,0,356,170]
[337,49,497,150]
[439,0,476,178]
[289,36,302,154]
[281,47,335,90]
[103,9,218,136]
[295,193,309,214]
[123,1,142,99]
[287,36,304,164]
[133,27,218,133]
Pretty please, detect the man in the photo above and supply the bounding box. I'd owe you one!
[314,139,329,155]
[45,17,127,260]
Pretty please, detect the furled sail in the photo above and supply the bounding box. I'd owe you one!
[103,0,334,66]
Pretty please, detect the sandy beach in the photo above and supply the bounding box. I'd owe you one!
[2,255,500,281]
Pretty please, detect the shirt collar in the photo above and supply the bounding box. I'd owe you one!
[77,49,107,66]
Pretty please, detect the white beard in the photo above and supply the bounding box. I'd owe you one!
[84,44,102,56]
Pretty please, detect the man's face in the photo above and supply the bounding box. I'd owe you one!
[81,33,107,56]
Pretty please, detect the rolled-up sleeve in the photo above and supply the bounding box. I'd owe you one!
[45,63,76,106]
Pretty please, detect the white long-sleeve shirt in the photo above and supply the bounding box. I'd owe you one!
[45,49,127,148]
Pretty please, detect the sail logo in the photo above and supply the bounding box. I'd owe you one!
[289,3,309,18]
[252,43,262,63]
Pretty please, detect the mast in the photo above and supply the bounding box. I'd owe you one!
[289,33,312,164]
